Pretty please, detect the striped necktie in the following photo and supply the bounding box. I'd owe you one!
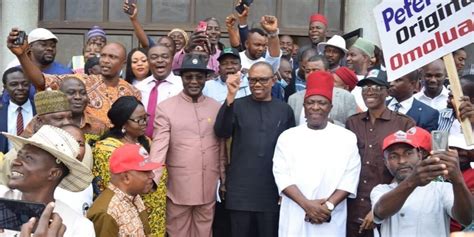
[17,106,24,135]
[393,103,401,112]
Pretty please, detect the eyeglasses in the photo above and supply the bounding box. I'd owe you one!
[248,77,273,85]
[361,85,386,93]
[128,115,149,125]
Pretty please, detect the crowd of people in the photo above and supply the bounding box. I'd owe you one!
[0,1,473,237]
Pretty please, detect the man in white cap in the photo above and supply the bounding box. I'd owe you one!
[317,35,347,72]
[5,28,72,75]
[0,125,95,236]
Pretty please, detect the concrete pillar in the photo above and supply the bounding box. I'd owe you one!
[343,0,382,47]
[1,0,39,83]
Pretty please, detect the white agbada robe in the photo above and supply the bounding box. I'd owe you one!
[273,123,361,236]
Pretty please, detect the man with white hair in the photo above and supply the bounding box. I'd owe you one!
[0,125,95,236]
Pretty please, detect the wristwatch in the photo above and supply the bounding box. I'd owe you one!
[325,201,335,211]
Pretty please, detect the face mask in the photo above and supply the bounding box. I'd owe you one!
[279,78,288,88]
[276,71,289,88]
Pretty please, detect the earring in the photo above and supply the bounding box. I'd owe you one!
[121,127,126,134]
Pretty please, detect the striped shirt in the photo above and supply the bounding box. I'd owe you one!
[437,108,455,131]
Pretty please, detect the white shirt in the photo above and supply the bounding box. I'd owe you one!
[134,73,183,112]
[387,96,415,114]
[54,184,93,216]
[273,123,361,236]
[371,182,454,237]
[239,49,282,73]
[351,75,368,111]
[0,185,96,237]
[414,87,449,111]
[7,100,34,150]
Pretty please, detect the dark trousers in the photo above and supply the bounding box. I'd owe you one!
[229,210,279,237]
[212,201,231,237]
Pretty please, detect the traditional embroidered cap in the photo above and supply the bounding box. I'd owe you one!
[357,69,389,87]
[28,28,58,44]
[86,26,106,41]
[2,125,93,192]
[382,130,418,151]
[317,35,347,55]
[34,89,70,116]
[217,47,240,61]
[334,66,358,91]
[449,132,474,150]
[305,71,334,102]
[168,28,189,47]
[407,126,432,152]
[173,54,214,76]
[109,144,162,174]
[351,38,375,58]
[309,13,328,27]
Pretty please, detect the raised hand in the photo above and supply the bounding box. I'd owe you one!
[260,15,278,34]
[432,150,464,184]
[225,72,242,105]
[407,156,448,187]
[226,14,237,29]
[6,28,29,57]
[123,1,138,20]
[458,96,474,124]
[236,1,250,25]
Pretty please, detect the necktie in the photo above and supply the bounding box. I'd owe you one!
[146,80,161,137]
[393,103,401,112]
[17,107,24,135]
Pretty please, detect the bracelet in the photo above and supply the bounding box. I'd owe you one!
[267,28,280,38]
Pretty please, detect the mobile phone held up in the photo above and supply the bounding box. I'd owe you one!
[0,198,46,231]
[124,0,137,15]
[14,31,26,46]
[235,0,254,14]
[196,21,208,33]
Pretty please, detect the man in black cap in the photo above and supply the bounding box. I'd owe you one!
[150,54,227,237]
[203,47,251,104]
[345,69,415,237]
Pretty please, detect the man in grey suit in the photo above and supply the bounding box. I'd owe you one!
[288,55,357,126]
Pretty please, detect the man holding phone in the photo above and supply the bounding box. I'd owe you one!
[371,130,472,236]
[0,125,95,236]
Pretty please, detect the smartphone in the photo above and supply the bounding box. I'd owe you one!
[14,31,26,46]
[124,0,137,15]
[431,130,448,152]
[196,21,208,33]
[0,198,46,231]
[235,0,254,14]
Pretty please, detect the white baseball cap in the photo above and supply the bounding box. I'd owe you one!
[28,28,58,44]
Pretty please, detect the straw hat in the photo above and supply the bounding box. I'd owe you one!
[2,125,93,192]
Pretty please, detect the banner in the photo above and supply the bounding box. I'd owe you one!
[373,0,473,81]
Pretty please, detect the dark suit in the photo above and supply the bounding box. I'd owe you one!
[387,98,439,132]
[0,100,36,153]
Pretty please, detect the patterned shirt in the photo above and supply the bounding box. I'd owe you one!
[44,74,141,127]
[87,183,151,237]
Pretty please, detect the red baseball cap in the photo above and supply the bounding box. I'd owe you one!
[407,126,431,152]
[109,144,162,174]
[382,130,418,151]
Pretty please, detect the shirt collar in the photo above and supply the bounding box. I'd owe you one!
[179,91,205,103]
[108,183,146,212]
[362,107,392,121]
[389,96,414,109]
[420,86,450,99]
[8,99,32,113]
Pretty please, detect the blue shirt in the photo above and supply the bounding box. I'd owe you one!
[203,76,251,104]
[294,73,306,92]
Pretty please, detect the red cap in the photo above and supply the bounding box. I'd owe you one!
[334,67,358,91]
[109,144,162,174]
[407,126,431,152]
[382,130,418,151]
[305,71,334,102]
[309,13,328,27]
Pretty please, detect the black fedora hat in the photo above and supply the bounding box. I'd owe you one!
[173,54,215,76]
